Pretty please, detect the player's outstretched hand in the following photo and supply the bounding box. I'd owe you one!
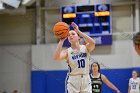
[116,90,121,93]
[71,22,79,32]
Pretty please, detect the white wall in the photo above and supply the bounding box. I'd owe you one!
[0,9,35,45]
[32,44,68,70]
[93,40,140,69]
[0,45,31,93]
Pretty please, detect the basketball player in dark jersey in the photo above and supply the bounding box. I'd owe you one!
[90,62,121,93]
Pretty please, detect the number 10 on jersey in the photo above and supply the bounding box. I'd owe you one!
[78,59,85,68]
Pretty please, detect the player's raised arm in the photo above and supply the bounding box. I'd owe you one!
[53,38,67,61]
[71,22,95,53]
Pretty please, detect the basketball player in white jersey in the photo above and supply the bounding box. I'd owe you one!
[53,22,95,93]
[128,70,140,93]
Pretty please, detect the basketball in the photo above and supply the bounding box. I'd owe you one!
[53,22,70,39]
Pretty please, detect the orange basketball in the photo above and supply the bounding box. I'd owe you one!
[53,22,70,39]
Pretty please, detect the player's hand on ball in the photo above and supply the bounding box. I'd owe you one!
[60,37,67,42]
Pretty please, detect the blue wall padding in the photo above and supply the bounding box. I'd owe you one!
[32,68,140,93]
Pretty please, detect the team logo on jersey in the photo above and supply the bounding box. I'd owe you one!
[72,53,87,60]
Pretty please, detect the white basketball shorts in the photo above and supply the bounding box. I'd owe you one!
[65,75,92,93]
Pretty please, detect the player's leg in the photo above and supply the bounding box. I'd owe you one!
[65,75,80,93]
[66,82,80,93]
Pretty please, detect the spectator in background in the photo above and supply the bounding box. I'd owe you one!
[133,32,140,56]
[2,91,7,93]
[128,70,140,93]
[12,90,18,93]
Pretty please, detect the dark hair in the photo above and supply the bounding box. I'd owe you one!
[91,62,100,72]
[133,32,140,45]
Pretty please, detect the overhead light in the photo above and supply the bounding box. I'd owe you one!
[1,0,21,8]
[22,0,30,5]
[0,0,27,14]
[0,0,36,10]
[22,0,36,6]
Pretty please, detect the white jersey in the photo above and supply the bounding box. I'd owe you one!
[67,45,90,75]
[129,77,140,93]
